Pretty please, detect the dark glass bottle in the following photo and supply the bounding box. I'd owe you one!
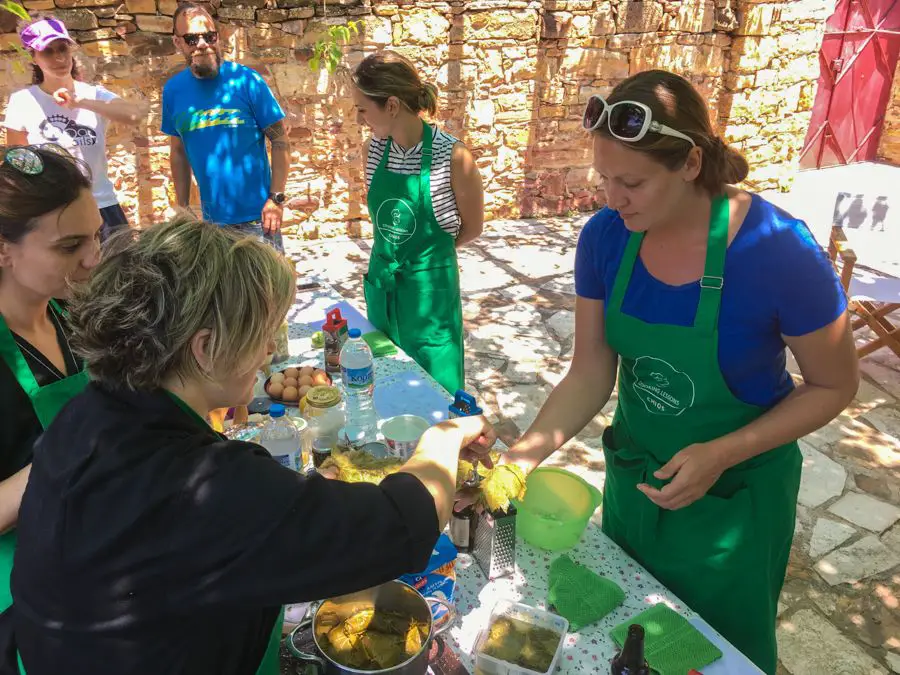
[449,503,477,552]
[610,624,650,675]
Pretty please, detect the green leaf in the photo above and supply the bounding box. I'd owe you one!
[337,26,349,43]
[1,0,30,21]
[309,55,320,71]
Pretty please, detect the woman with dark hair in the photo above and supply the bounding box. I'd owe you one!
[0,144,101,613]
[2,18,148,240]
[351,51,484,394]
[491,70,858,673]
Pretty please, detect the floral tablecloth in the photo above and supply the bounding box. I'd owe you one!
[281,282,758,675]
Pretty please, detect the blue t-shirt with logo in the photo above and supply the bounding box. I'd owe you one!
[574,194,847,408]
[161,61,284,225]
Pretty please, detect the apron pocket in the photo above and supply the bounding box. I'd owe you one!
[363,275,390,335]
[396,284,462,348]
[600,428,648,557]
[657,486,755,574]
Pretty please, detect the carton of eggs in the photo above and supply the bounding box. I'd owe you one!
[266,364,332,405]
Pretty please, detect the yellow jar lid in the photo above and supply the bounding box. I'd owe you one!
[305,385,341,409]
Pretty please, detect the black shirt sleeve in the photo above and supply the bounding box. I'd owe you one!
[162,440,440,610]
[0,363,39,482]
[0,304,82,481]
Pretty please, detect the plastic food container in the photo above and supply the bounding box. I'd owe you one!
[474,599,569,675]
[513,467,602,551]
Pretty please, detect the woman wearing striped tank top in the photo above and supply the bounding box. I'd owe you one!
[351,52,484,393]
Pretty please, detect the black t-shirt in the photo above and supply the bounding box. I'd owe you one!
[12,383,439,675]
[0,306,82,481]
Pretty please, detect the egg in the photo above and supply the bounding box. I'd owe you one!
[270,372,285,384]
[267,382,284,398]
[311,371,330,386]
[297,384,311,399]
[298,375,313,387]
[283,377,298,388]
[299,365,315,377]
[282,386,299,402]
[283,367,299,378]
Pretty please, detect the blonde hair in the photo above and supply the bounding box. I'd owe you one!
[352,51,438,116]
[69,217,295,390]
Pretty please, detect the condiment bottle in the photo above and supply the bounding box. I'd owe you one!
[448,390,484,553]
[322,308,349,375]
[610,624,650,675]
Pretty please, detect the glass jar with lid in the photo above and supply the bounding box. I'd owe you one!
[303,385,345,468]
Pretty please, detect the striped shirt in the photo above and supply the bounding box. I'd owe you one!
[365,125,462,238]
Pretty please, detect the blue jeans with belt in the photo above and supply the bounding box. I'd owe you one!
[229,220,284,253]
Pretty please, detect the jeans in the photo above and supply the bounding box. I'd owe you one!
[99,203,129,243]
[229,220,284,253]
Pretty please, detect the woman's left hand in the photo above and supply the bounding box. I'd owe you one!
[637,442,727,510]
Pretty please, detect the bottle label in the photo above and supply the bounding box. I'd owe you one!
[342,364,373,389]
[273,451,299,471]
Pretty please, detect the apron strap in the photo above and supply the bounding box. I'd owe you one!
[419,119,434,216]
[0,310,42,399]
[48,299,67,319]
[608,229,643,314]
[693,194,730,334]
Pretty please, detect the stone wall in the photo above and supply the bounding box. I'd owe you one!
[878,58,900,165]
[0,0,831,237]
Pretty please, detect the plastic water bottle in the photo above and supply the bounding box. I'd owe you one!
[258,404,302,471]
[340,328,377,441]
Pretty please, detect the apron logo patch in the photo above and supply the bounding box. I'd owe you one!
[631,356,695,416]
[375,198,417,245]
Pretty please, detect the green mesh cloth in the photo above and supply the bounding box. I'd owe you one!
[547,555,625,631]
[610,604,722,675]
[362,330,398,357]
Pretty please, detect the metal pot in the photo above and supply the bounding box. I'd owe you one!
[287,580,454,675]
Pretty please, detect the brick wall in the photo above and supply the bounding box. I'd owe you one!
[0,0,831,238]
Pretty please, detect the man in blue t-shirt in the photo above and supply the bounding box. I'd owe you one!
[161,2,289,250]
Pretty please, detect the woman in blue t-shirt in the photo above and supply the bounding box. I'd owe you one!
[499,71,858,674]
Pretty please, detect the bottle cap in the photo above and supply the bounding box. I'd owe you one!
[269,403,286,418]
[305,385,342,409]
[348,328,362,339]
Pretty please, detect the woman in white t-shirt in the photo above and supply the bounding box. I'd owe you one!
[3,18,148,240]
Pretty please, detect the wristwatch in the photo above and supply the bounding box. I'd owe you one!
[268,192,286,205]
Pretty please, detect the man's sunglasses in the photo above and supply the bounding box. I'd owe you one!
[583,95,696,147]
[1,143,71,176]
[178,31,218,47]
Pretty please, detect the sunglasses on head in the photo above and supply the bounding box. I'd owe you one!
[583,95,696,147]
[1,143,71,176]
[178,31,218,47]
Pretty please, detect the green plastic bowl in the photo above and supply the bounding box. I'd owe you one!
[514,467,603,551]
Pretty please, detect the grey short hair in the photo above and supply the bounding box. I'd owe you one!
[68,217,295,390]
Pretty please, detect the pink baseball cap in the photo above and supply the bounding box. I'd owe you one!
[20,18,76,51]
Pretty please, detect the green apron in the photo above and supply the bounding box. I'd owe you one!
[0,300,89,612]
[166,392,285,675]
[364,120,465,394]
[600,195,801,675]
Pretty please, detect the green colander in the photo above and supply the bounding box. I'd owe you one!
[514,467,603,551]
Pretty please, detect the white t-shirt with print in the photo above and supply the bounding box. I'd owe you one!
[3,81,119,208]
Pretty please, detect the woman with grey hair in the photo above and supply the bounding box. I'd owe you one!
[10,217,494,675]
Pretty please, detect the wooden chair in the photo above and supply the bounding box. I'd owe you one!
[828,225,900,359]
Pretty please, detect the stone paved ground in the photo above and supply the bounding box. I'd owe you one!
[285,213,900,675]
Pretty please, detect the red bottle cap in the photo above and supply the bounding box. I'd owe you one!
[323,308,347,331]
